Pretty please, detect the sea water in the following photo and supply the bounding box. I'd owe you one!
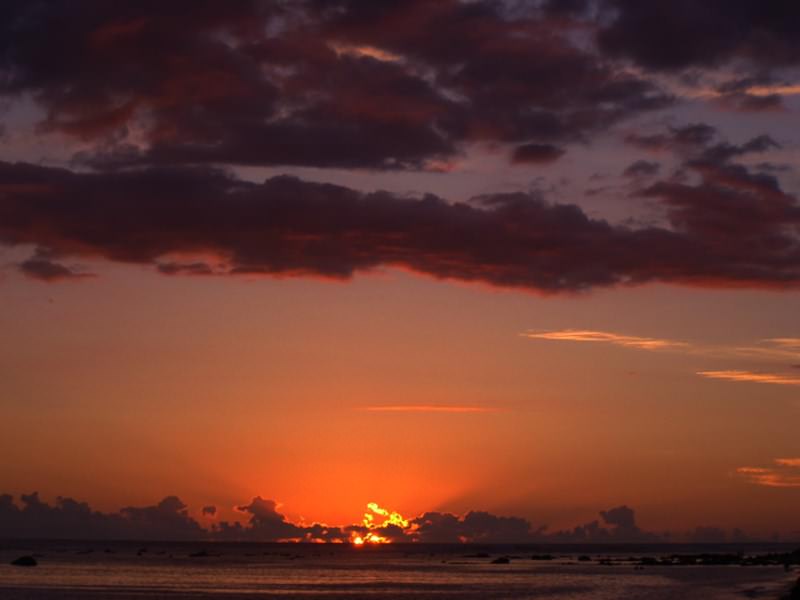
[1,541,796,599]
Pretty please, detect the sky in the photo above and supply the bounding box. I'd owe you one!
[1,0,799,543]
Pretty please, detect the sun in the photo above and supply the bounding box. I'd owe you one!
[350,502,409,545]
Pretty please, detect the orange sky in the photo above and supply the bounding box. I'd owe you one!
[2,263,799,536]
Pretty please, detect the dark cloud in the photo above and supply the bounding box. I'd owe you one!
[316,1,672,146]
[623,160,660,178]
[624,123,781,168]
[627,124,796,272]
[641,162,800,262]
[598,0,800,71]
[713,76,786,112]
[512,143,566,165]
[18,257,91,282]
[214,497,347,542]
[0,0,672,170]
[0,159,799,293]
[716,92,783,112]
[5,1,797,172]
[551,505,659,542]
[156,262,214,276]
[624,123,717,153]
[0,493,778,543]
[699,134,780,165]
[0,492,204,540]
[411,510,545,543]
[118,496,206,540]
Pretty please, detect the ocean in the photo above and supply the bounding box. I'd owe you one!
[1,541,797,599]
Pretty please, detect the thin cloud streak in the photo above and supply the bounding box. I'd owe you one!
[362,405,496,414]
[527,329,800,388]
[525,329,800,362]
[524,329,687,350]
[736,459,800,488]
[697,370,800,386]
[691,84,800,100]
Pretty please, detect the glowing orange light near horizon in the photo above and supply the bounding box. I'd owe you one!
[350,502,410,545]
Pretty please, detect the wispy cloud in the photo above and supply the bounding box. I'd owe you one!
[736,459,800,488]
[526,329,800,361]
[362,405,496,413]
[745,84,800,97]
[527,329,800,389]
[692,84,800,99]
[697,370,800,387]
[524,329,687,350]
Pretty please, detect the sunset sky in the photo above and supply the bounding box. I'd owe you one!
[1,0,799,542]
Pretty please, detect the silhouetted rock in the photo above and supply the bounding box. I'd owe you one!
[189,550,211,558]
[491,556,510,564]
[578,555,592,562]
[11,556,37,567]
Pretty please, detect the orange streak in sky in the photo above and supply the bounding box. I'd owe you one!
[362,405,496,413]
[697,370,800,386]
[524,329,687,350]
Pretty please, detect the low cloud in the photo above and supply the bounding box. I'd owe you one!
[411,510,544,543]
[0,493,204,540]
[214,497,348,543]
[0,492,789,543]
[549,505,658,543]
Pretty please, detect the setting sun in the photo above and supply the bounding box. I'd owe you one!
[350,502,410,545]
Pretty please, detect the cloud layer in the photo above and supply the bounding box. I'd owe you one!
[0,3,797,294]
[0,1,680,170]
[0,492,778,543]
[1,153,798,293]
[2,0,798,170]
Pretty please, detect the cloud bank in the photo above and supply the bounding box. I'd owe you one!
[1,492,791,543]
[0,2,796,294]
[1,152,798,293]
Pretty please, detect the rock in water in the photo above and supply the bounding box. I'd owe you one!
[11,555,37,567]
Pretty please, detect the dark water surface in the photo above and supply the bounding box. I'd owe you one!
[1,541,797,599]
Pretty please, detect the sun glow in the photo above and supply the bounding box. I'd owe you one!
[350,502,410,545]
